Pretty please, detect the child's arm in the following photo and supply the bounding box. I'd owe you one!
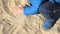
[24,0,46,16]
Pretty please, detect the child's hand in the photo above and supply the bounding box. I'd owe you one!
[13,6,23,14]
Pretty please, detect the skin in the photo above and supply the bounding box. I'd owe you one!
[13,5,24,14]
[13,0,29,15]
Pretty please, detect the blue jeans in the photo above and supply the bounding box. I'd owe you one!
[39,1,60,22]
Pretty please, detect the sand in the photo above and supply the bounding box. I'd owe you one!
[0,0,60,34]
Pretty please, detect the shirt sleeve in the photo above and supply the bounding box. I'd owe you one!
[24,0,45,16]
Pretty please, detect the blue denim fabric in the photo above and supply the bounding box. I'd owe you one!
[42,18,55,29]
[39,2,60,29]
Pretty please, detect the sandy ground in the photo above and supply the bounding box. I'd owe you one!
[0,0,60,34]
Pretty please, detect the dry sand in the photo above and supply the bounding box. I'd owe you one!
[0,0,60,34]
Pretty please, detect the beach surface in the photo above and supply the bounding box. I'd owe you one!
[0,0,60,34]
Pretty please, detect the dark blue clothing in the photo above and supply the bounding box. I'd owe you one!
[39,2,54,19]
[39,1,60,29]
